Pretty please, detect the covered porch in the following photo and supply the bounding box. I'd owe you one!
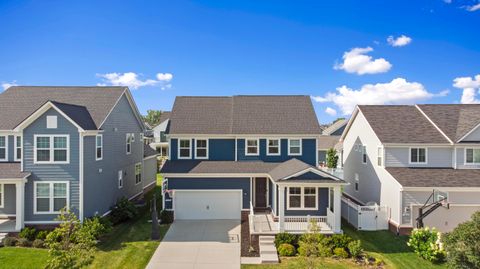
[0,163,29,232]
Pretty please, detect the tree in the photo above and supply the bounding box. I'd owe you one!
[332,117,345,124]
[443,211,480,269]
[143,110,163,127]
[326,148,338,168]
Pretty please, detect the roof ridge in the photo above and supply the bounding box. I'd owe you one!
[414,105,453,144]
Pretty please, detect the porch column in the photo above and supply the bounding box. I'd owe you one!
[15,181,25,231]
[333,186,342,233]
[278,185,285,232]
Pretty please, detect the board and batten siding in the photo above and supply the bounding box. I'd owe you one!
[164,177,251,210]
[23,108,80,221]
[385,147,452,168]
[83,95,144,218]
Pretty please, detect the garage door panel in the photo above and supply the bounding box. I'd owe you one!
[174,191,241,220]
[412,205,480,233]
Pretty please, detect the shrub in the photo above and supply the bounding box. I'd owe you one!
[331,234,353,249]
[159,210,174,224]
[19,227,37,241]
[2,236,17,247]
[299,232,324,245]
[347,240,363,258]
[443,211,480,269]
[32,239,45,248]
[278,243,296,256]
[82,216,112,239]
[333,247,350,259]
[36,230,50,240]
[274,232,298,247]
[298,241,318,257]
[109,197,138,224]
[407,227,445,263]
[317,244,333,257]
[16,238,32,247]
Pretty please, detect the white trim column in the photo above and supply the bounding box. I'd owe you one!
[333,185,341,233]
[278,185,285,232]
[15,181,25,231]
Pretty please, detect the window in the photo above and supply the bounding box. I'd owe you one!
[195,139,208,159]
[96,135,103,160]
[267,139,280,156]
[329,188,334,212]
[15,136,22,161]
[362,145,367,164]
[0,136,6,161]
[118,170,123,189]
[410,148,427,164]
[377,147,383,166]
[354,173,359,192]
[34,182,68,214]
[135,163,142,185]
[245,139,259,156]
[287,186,318,210]
[126,133,133,154]
[466,148,480,164]
[178,139,191,159]
[34,135,69,164]
[46,116,57,129]
[0,184,3,208]
[288,139,302,155]
[131,133,135,142]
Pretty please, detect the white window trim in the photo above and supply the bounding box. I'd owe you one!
[409,147,428,164]
[286,186,318,210]
[464,148,480,165]
[362,145,367,164]
[288,138,302,156]
[96,134,103,161]
[245,138,260,156]
[377,146,383,167]
[178,138,192,159]
[0,135,8,162]
[14,135,22,162]
[118,170,123,189]
[267,138,281,156]
[126,133,132,155]
[34,135,70,164]
[0,184,4,208]
[135,162,142,185]
[33,181,70,215]
[194,139,209,159]
[354,173,359,192]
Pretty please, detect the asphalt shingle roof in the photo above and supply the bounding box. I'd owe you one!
[168,96,321,135]
[318,136,341,149]
[0,163,30,179]
[144,144,158,158]
[0,86,126,130]
[386,167,480,187]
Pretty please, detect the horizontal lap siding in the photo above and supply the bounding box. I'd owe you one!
[143,157,158,189]
[23,108,80,221]
[385,147,452,168]
[284,187,329,216]
[0,184,16,215]
[165,177,250,209]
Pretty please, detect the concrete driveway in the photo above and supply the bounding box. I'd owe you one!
[146,220,241,269]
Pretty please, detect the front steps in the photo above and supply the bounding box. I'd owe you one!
[259,235,279,264]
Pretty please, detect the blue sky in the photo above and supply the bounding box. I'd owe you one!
[1,0,479,123]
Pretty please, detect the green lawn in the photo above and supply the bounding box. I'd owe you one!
[242,221,447,269]
[0,175,168,269]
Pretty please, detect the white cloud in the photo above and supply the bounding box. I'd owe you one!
[325,107,337,116]
[443,0,452,4]
[1,81,17,90]
[334,47,392,75]
[453,74,480,104]
[312,78,448,115]
[97,72,173,90]
[465,3,480,11]
[387,35,412,47]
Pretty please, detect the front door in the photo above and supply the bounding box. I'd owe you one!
[255,178,267,208]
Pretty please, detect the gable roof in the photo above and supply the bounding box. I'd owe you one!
[356,105,450,144]
[158,111,171,125]
[417,104,480,142]
[318,135,341,150]
[144,144,158,158]
[168,96,321,135]
[0,163,30,179]
[0,86,127,130]
[322,119,347,135]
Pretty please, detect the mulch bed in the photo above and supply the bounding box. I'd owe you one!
[240,213,260,257]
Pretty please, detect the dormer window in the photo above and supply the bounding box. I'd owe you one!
[245,139,259,156]
[410,148,427,164]
[0,136,6,161]
[267,139,280,156]
[465,148,480,165]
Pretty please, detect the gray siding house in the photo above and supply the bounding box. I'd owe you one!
[341,104,480,233]
[160,96,346,234]
[0,86,157,231]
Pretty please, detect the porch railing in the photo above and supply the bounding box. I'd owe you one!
[249,202,255,232]
[320,167,344,180]
[284,216,328,232]
[326,208,335,230]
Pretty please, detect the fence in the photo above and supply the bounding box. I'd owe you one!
[341,196,388,231]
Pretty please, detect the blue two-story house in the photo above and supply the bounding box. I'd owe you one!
[0,86,157,232]
[161,96,346,234]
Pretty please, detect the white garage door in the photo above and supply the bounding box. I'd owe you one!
[174,190,242,220]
